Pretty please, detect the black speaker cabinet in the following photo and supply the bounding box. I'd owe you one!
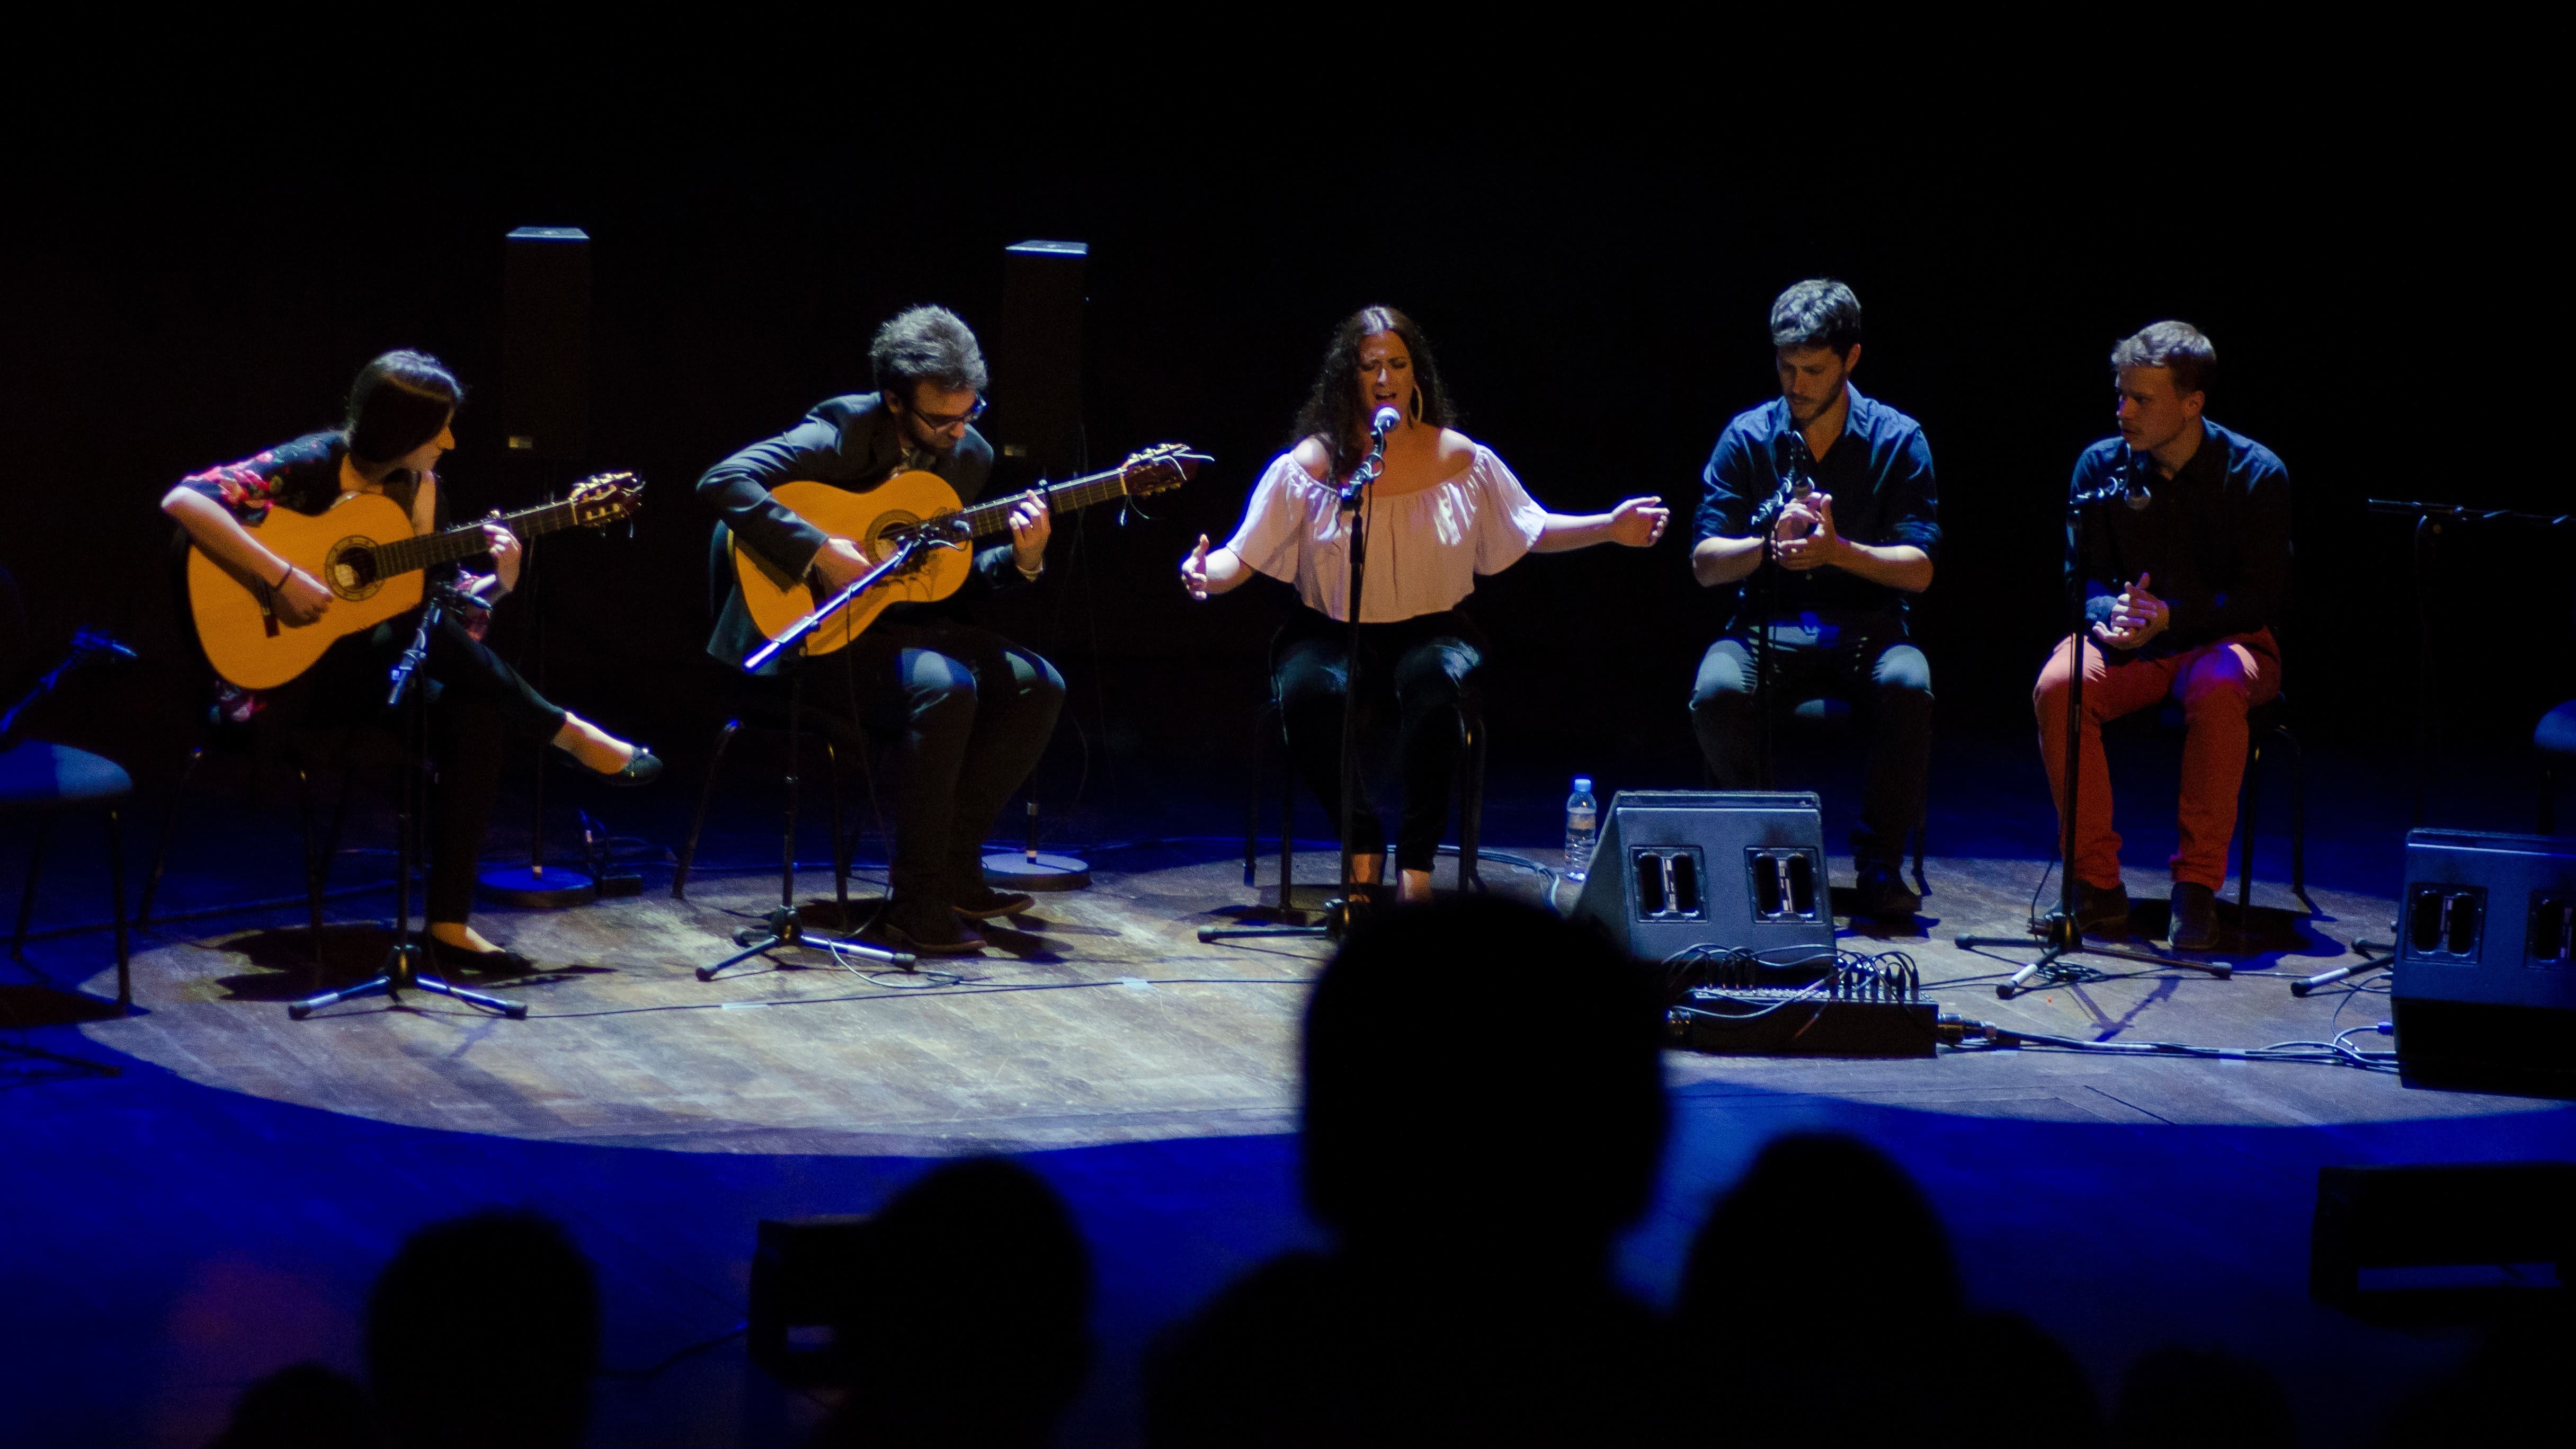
[992,240,1086,483]
[501,226,591,463]
[1568,790,1835,965]
[2392,829,2576,1094]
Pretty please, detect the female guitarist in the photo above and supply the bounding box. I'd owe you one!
[1181,307,1670,904]
[160,350,661,972]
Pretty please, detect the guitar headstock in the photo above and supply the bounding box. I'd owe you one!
[566,472,646,527]
[1118,445,1211,499]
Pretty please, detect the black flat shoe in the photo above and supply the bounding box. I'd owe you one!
[427,936,539,974]
[562,744,663,786]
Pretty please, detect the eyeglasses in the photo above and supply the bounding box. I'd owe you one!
[904,396,988,431]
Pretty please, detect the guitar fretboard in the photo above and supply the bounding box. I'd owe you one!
[370,498,600,579]
[953,466,1161,537]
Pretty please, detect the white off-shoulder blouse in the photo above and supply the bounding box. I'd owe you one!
[1224,444,1548,623]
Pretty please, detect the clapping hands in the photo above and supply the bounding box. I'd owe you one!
[2092,571,2170,650]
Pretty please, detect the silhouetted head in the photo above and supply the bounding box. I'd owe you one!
[366,1209,600,1449]
[1300,897,1667,1264]
[818,1157,1092,1448]
[1679,1132,1960,1343]
[209,1360,373,1449]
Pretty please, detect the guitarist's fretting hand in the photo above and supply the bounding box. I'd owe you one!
[1009,490,1052,575]
[482,520,523,594]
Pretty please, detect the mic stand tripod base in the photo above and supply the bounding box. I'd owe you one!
[1957,917,2231,1000]
[697,904,916,982]
[477,864,598,909]
[983,851,1092,892]
[288,940,530,1020]
[1198,889,1378,944]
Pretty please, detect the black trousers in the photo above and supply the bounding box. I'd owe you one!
[766,618,1065,905]
[1688,611,1932,869]
[1274,606,1482,875]
[282,610,568,924]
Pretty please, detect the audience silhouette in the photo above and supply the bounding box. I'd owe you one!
[206,1359,372,1449]
[2109,1344,2294,1448]
[1145,896,1681,1446]
[365,1208,600,1449]
[806,1155,1093,1448]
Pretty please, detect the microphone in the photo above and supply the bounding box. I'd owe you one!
[1370,406,1401,439]
[2118,446,2151,512]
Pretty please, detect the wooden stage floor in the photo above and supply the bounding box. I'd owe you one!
[75,842,2550,1152]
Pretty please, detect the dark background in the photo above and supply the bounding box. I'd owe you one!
[7,105,2563,837]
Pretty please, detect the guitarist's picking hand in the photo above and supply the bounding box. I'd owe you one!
[813,537,872,593]
[1182,534,1213,601]
[1010,490,1052,574]
[273,566,333,626]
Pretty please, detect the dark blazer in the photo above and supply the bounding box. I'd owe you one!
[698,393,1025,672]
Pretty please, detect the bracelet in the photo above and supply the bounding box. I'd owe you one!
[273,561,294,590]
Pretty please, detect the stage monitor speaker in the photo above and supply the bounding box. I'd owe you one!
[992,240,1086,483]
[502,226,591,463]
[1568,790,1835,966]
[2391,829,2576,1094]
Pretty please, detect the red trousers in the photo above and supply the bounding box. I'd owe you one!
[2033,628,2280,891]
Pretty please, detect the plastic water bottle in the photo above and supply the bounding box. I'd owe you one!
[1564,776,1599,883]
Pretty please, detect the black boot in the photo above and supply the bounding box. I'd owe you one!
[868,896,987,956]
[1851,861,1921,920]
[2042,881,2132,938]
[2169,882,2221,951]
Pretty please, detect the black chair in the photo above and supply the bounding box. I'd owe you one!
[137,695,384,984]
[671,683,863,927]
[2133,692,2311,917]
[1782,695,1931,899]
[1240,665,1487,901]
[3,740,133,1011]
[2538,699,2576,835]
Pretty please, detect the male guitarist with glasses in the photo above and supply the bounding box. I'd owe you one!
[700,306,1059,956]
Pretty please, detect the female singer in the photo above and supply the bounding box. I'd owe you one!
[1183,307,1668,903]
[162,350,661,971]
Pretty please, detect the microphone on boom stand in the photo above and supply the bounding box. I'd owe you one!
[1340,405,1401,510]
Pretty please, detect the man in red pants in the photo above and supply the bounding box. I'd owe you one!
[2033,322,2291,951]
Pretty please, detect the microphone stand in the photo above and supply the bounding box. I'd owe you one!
[290,589,529,1020]
[1956,460,2231,997]
[696,536,934,981]
[1744,434,1815,789]
[2289,499,2576,995]
[1201,415,1396,944]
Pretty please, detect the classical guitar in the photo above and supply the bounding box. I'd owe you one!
[732,444,1208,657]
[189,473,645,689]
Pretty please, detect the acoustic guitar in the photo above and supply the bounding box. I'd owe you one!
[189,473,645,689]
[732,445,1207,657]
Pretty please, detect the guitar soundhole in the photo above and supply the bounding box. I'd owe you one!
[868,513,934,577]
[325,538,384,600]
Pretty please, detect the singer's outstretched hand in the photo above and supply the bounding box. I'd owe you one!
[1775,493,1845,571]
[1181,534,1214,601]
[1610,496,1670,547]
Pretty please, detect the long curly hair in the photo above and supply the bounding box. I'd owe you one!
[1290,305,1457,480]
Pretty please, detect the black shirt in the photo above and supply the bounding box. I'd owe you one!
[2068,419,2290,660]
[1693,386,1941,632]
[696,393,1028,671]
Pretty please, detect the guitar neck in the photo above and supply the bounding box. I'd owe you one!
[369,498,595,579]
[955,467,1147,539]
